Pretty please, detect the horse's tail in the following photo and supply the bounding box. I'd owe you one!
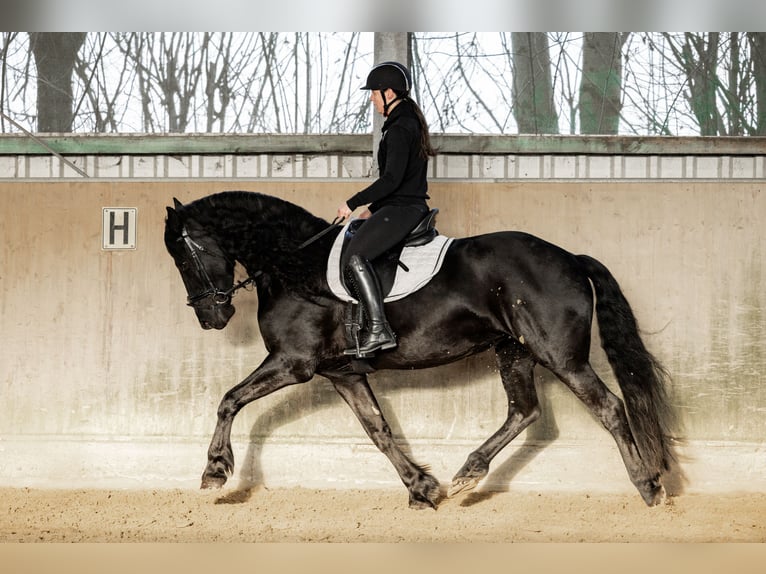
[577,254,677,473]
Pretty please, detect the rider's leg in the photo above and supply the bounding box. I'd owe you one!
[343,254,397,356]
[341,204,426,358]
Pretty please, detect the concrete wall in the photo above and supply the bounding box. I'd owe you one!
[1,136,764,495]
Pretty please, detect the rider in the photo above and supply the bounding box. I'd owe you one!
[337,61,436,358]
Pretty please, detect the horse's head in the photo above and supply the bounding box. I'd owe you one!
[164,199,236,330]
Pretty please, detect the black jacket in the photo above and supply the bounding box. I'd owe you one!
[346,99,429,212]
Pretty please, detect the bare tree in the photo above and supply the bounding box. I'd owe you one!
[749,33,766,135]
[202,33,231,133]
[0,33,22,132]
[70,33,134,132]
[4,32,766,137]
[650,33,764,136]
[328,33,369,132]
[579,33,627,134]
[547,33,581,135]
[511,32,559,134]
[452,33,507,132]
[28,32,86,132]
[664,33,721,136]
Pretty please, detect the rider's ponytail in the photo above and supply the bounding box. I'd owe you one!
[397,93,436,160]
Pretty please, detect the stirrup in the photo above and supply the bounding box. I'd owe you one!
[343,339,397,358]
[344,325,397,358]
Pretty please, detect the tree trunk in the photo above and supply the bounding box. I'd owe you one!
[511,33,558,134]
[29,33,86,132]
[672,33,721,136]
[579,33,626,134]
[749,33,766,135]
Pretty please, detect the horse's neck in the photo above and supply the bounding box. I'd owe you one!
[215,215,287,271]
[200,197,328,285]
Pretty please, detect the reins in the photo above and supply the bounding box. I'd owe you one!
[296,217,343,250]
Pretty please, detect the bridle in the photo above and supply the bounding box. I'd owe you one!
[179,217,335,308]
[179,227,260,308]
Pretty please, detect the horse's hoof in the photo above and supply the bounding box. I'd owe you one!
[638,480,666,506]
[408,496,437,510]
[408,488,441,510]
[408,474,442,509]
[647,485,667,507]
[448,477,480,498]
[200,475,227,489]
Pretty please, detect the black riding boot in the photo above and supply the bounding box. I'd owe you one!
[344,254,397,357]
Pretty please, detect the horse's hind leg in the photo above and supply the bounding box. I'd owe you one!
[551,362,664,506]
[326,372,441,509]
[449,338,540,497]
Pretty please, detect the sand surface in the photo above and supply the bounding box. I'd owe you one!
[1,486,764,542]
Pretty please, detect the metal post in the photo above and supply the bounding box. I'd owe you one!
[371,33,410,172]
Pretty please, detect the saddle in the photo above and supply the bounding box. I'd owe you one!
[334,208,440,299]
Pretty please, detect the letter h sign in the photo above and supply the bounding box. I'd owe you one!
[102,208,137,250]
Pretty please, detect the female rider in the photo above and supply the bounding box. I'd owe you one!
[336,61,436,357]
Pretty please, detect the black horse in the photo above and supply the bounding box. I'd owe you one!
[164,191,676,509]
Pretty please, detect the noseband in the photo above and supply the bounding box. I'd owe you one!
[180,228,259,307]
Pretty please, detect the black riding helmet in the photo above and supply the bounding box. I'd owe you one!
[361,61,412,92]
[361,61,412,116]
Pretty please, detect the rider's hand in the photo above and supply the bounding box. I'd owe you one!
[337,203,353,221]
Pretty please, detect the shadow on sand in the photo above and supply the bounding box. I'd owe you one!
[213,359,567,507]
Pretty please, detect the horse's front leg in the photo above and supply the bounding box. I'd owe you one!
[202,354,312,489]
[324,371,442,509]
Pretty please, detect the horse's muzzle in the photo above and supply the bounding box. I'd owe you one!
[195,304,235,330]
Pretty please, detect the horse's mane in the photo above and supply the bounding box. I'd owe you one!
[179,191,337,299]
[186,191,325,227]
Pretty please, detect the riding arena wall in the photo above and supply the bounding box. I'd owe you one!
[1,134,764,496]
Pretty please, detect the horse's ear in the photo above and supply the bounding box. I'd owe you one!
[166,205,182,232]
[173,197,184,210]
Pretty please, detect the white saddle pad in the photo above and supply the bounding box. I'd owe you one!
[326,219,454,303]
